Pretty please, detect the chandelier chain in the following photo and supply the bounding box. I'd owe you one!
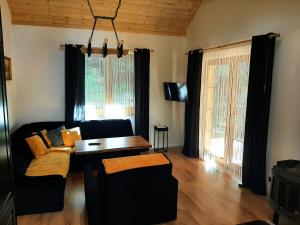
[86,0,122,45]
[86,0,95,18]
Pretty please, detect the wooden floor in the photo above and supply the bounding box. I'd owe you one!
[17,148,295,225]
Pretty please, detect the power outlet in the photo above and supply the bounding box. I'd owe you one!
[268,176,272,182]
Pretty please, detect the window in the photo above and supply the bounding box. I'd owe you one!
[85,54,135,126]
[199,44,251,180]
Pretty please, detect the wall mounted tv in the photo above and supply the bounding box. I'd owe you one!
[164,82,188,102]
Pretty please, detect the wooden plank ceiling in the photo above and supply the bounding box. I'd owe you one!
[7,0,202,36]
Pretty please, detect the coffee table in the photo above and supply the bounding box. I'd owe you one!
[75,135,152,155]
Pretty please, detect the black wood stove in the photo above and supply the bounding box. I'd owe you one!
[270,160,300,224]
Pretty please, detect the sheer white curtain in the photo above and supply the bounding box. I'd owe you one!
[85,53,135,127]
[199,43,251,181]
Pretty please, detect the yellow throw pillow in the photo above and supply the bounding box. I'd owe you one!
[25,135,48,158]
[41,129,52,147]
[61,127,82,147]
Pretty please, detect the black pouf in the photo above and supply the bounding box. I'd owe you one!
[237,220,269,225]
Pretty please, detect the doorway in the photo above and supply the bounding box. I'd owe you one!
[199,44,251,180]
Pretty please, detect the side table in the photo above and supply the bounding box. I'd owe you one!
[153,125,168,152]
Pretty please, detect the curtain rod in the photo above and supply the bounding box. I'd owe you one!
[186,33,280,55]
[59,44,154,55]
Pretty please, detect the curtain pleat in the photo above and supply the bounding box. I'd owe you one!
[183,50,203,158]
[65,44,85,123]
[134,49,150,141]
[242,33,276,195]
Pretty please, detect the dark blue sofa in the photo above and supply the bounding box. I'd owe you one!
[11,119,143,215]
[84,157,178,225]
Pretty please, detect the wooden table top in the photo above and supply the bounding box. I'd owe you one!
[74,136,152,155]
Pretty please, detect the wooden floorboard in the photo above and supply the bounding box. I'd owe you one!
[17,148,296,225]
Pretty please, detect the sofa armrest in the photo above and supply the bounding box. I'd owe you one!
[14,174,67,215]
[84,164,102,225]
[83,164,98,194]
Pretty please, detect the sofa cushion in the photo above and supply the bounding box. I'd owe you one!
[47,125,66,147]
[79,120,134,140]
[41,129,52,147]
[32,129,52,148]
[25,135,48,158]
[25,151,70,178]
[61,127,81,147]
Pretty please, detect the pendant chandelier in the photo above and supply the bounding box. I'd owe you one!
[86,0,123,58]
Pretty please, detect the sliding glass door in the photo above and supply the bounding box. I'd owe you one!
[199,44,251,180]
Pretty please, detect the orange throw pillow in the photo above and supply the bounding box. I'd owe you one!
[41,129,52,147]
[61,127,82,147]
[25,135,48,158]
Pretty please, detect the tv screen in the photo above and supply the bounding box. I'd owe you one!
[164,82,188,102]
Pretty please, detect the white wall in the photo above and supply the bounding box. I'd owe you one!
[12,25,187,147]
[187,0,300,188]
[1,0,17,131]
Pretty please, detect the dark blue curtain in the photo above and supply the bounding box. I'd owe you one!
[134,49,150,140]
[65,44,85,123]
[182,50,203,158]
[241,33,277,195]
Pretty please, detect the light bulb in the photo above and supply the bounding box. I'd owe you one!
[117,40,124,47]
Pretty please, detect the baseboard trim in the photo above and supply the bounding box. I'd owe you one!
[149,145,183,151]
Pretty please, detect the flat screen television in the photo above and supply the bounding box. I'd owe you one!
[164,82,188,102]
